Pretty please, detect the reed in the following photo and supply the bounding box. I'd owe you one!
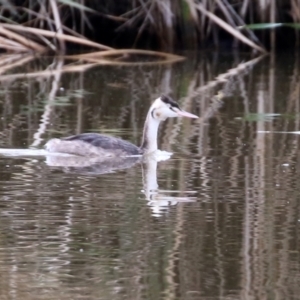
[0,0,299,54]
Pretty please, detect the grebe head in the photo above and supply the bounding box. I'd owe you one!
[150,95,198,121]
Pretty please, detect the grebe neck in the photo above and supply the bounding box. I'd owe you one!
[140,111,161,153]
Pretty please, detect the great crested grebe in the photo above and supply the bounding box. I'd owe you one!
[45,95,198,157]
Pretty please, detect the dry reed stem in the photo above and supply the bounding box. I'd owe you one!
[120,6,140,18]
[216,0,236,26]
[185,0,199,24]
[1,24,113,51]
[240,0,250,17]
[72,48,184,57]
[36,34,57,51]
[291,0,300,21]
[68,49,185,65]
[0,25,45,52]
[194,3,267,53]
[0,36,25,48]
[49,0,65,52]
[66,57,185,66]
[19,7,91,40]
[219,0,261,44]
[0,63,97,81]
[0,36,28,51]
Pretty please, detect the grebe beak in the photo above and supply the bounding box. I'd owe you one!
[176,109,198,119]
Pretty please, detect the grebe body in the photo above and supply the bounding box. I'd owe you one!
[46,133,142,157]
[45,95,198,157]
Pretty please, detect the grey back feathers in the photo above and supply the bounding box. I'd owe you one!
[63,133,142,155]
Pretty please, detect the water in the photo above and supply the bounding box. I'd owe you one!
[0,51,300,299]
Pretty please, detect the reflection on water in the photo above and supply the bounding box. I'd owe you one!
[0,52,300,299]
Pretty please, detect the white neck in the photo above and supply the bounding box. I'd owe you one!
[140,112,161,153]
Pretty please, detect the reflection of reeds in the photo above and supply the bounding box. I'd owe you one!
[31,58,64,147]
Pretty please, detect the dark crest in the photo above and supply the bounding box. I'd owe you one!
[160,95,180,109]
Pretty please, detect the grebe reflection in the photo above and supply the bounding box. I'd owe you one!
[46,154,196,216]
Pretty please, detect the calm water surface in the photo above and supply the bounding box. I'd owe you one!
[0,52,300,299]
